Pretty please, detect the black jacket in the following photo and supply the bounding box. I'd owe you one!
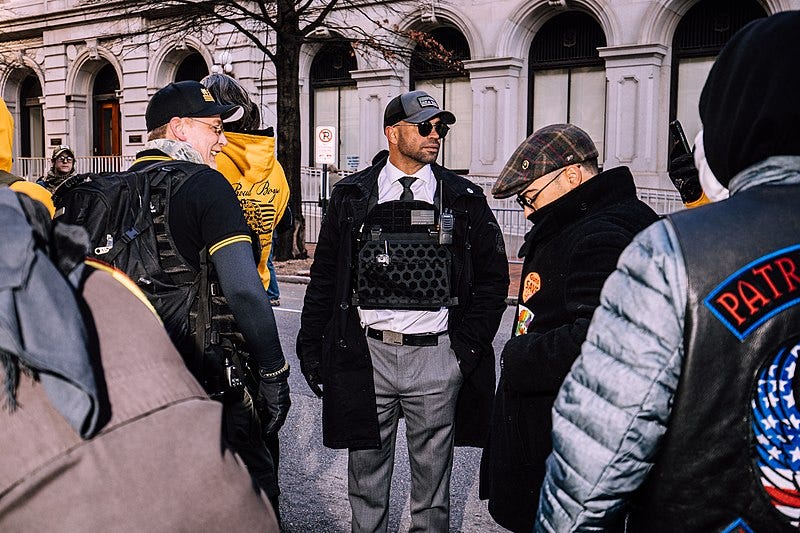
[297,161,509,449]
[479,166,659,533]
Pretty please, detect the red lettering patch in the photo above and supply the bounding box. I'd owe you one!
[706,244,800,341]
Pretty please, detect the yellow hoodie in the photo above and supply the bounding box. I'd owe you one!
[0,98,55,216]
[216,131,290,294]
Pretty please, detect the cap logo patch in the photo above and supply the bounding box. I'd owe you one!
[417,96,438,108]
[566,154,574,162]
[522,160,529,170]
[200,88,215,103]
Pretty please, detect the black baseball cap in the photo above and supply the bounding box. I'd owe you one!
[145,80,245,131]
[383,90,456,128]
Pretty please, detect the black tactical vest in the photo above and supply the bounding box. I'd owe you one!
[628,183,800,533]
[353,196,456,310]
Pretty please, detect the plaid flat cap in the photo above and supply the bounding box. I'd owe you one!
[492,123,598,199]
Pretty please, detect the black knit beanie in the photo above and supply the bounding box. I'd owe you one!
[699,11,800,187]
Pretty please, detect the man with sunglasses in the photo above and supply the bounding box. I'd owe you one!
[38,145,77,192]
[125,81,289,513]
[479,123,658,532]
[299,90,509,531]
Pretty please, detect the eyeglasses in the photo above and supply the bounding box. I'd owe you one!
[56,156,74,163]
[394,121,450,139]
[187,117,224,136]
[516,168,566,210]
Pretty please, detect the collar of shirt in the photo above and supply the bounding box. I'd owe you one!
[377,160,436,204]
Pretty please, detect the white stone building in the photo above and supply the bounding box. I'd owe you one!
[1,0,796,206]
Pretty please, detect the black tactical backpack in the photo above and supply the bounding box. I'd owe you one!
[52,161,204,349]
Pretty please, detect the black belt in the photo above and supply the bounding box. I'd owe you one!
[365,327,447,347]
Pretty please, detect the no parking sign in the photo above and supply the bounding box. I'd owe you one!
[315,126,336,166]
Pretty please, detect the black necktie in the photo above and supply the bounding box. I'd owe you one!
[398,176,416,201]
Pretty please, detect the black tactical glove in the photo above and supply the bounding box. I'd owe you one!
[257,364,291,437]
[667,152,704,204]
[300,359,323,398]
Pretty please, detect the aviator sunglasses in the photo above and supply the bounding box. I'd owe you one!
[394,120,450,139]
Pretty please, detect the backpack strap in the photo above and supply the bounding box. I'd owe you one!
[0,170,24,187]
[103,161,203,266]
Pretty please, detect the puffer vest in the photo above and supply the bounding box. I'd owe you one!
[628,183,800,532]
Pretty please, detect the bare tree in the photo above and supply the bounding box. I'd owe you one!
[2,0,463,259]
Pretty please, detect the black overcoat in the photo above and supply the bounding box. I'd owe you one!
[297,162,509,449]
[479,166,660,533]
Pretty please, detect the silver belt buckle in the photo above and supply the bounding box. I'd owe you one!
[382,330,403,345]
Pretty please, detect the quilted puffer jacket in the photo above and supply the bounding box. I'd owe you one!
[536,158,800,532]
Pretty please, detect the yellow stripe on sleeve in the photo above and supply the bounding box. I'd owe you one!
[208,235,252,256]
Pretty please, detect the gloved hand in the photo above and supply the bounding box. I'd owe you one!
[301,359,323,398]
[257,373,291,437]
[668,152,704,204]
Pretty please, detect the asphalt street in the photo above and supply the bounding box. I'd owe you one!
[272,281,515,533]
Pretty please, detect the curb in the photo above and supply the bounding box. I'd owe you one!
[276,275,310,285]
[278,274,518,306]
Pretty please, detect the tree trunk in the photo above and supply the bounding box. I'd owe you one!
[274,31,307,260]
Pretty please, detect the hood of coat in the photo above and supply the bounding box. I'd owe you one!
[0,98,13,173]
[216,130,277,186]
[699,11,800,188]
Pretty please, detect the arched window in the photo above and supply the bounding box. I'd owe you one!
[93,63,121,156]
[410,26,471,173]
[19,74,44,157]
[310,39,359,169]
[528,12,607,158]
[670,0,765,147]
[175,52,209,82]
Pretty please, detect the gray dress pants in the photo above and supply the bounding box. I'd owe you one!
[348,335,463,533]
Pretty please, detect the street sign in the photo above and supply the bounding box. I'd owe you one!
[315,126,336,165]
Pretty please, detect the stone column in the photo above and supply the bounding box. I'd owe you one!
[351,68,404,170]
[599,44,670,189]
[462,57,524,176]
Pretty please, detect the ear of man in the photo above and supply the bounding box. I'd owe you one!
[167,117,188,142]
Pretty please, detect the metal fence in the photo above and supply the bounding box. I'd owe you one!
[14,156,135,180]
[299,168,682,262]
[14,158,680,262]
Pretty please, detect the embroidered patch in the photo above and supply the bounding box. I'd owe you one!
[751,339,800,527]
[721,518,755,533]
[410,209,434,225]
[705,244,800,341]
[416,95,438,108]
[515,305,534,336]
[522,272,541,302]
[200,87,215,102]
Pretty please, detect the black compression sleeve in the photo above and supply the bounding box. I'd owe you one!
[210,240,285,373]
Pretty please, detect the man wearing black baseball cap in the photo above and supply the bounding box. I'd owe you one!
[299,90,508,531]
[130,80,289,519]
[479,124,658,532]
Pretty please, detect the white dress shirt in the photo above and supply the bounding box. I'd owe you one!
[358,160,449,334]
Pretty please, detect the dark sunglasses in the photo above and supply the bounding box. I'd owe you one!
[515,168,566,210]
[395,121,450,138]
[56,155,74,163]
